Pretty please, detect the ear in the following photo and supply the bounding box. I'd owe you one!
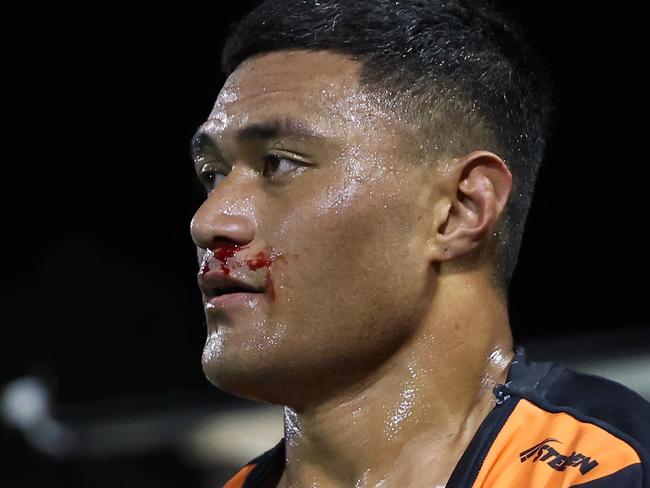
[426,150,512,265]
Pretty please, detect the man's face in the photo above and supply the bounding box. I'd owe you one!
[190,50,441,407]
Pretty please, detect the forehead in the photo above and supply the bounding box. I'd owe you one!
[217,50,360,109]
[206,49,410,143]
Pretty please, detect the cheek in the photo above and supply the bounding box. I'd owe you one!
[274,167,380,264]
[270,168,426,321]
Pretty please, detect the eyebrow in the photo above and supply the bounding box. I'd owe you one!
[190,117,328,165]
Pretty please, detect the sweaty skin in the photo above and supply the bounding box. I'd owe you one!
[189,49,515,488]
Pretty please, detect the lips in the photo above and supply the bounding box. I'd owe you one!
[197,269,265,299]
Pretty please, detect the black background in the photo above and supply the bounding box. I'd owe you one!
[2,3,647,486]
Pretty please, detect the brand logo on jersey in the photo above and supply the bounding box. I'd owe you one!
[519,437,599,474]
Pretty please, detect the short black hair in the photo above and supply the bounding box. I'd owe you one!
[220,0,556,296]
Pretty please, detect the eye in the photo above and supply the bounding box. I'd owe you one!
[199,167,226,192]
[262,154,303,178]
[197,154,304,194]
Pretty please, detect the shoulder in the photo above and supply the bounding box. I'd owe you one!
[530,357,650,456]
[485,347,650,487]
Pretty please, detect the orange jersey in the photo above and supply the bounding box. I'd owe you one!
[222,345,650,487]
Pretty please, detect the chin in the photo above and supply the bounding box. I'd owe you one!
[201,353,295,405]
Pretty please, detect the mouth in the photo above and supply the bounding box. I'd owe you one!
[207,290,264,309]
[207,281,265,297]
[198,269,266,309]
[213,286,260,296]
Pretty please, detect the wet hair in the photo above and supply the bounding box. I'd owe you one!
[220,0,555,296]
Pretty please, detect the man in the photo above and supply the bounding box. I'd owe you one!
[189,1,650,486]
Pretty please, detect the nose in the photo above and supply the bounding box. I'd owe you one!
[189,167,256,252]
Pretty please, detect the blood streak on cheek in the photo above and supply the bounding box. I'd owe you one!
[245,250,279,301]
[265,273,275,301]
[245,251,274,270]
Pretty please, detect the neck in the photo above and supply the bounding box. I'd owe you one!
[277,271,515,488]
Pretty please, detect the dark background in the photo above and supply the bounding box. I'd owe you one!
[2,3,647,487]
